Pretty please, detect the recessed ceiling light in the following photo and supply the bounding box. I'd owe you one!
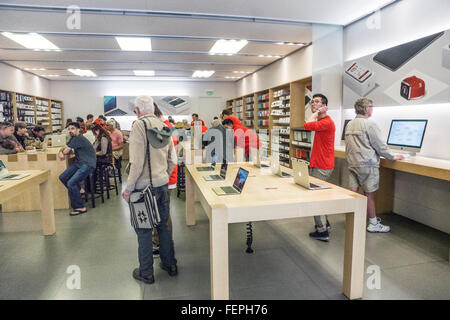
[46,75,60,77]
[225,76,240,79]
[209,39,248,55]
[133,70,155,76]
[115,37,152,51]
[192,70,215,78]
[25,68,46,71]
[2,32,60,50]
[68,68,97,77]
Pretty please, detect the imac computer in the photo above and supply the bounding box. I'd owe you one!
[386,120,428,156]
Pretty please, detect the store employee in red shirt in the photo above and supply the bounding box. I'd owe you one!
[303,93,335,242]
[190,113,205,127]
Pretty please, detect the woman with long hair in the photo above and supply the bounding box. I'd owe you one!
[92,123,112,165]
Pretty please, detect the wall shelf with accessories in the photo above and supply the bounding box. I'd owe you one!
[291,127,312,162]
[35,97,51,128]
[235,98,244,121]
[50,100,64,133]
[0,89,63,133]
[15,92,36,125]
[0,90,14,122]
[227,76,312,168]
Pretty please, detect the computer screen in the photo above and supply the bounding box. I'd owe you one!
[103,96,117,113]
[233,168,249,192]
[220,162,228,178]
[387,120,428,149]
[341,119,351,141]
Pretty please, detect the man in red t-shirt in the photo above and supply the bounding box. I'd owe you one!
[190,113,205,127]
[303,93,335,242]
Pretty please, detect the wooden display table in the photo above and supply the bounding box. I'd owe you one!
[0,170,55,236]
[185,163,367,300]
[0,148,69,212]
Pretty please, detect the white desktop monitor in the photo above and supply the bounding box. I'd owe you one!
[387,119,428,153]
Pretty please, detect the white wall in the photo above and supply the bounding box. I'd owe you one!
[0,63,50,98]
[343,0,450,233]
[50,80,236,125]
[236,46,312,96]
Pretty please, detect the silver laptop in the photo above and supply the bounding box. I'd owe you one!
[251,148,269,168]
[51,134,66,147]
[196,160,216,172]
[0,160,30,180]
[204,162,227,181]
[292,159,330,190]
[270,154,292,178]
[212,167,249,196]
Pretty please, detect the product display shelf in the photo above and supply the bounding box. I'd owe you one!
[14,92,36,125]
[35,97,51,128]
[227,76,312,169]
[50,100,64,133]
[0,90,14,122]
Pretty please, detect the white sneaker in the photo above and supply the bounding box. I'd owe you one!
[367,218,390,233]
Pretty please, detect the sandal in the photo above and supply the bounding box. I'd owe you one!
[70,209,87,216]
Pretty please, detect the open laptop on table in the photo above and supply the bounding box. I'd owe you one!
[270,155,292,178]
[51,134,66,147]
[204,161,227,181]
[196,160,216,172]
[212,167,249,196]
[251,148,269,168]
[292,159,330,190]
[0,160,30,180]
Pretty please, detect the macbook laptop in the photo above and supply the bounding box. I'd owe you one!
[292,159,330,190]
[204,161,227,181]
[251,148,269,168]
[0,160,30,180]
[196,160,216,172]
[51,134,66,147]
[270,155,292,178]
[212,167,249,196]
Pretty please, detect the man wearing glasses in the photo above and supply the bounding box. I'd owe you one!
[303,94,336,242]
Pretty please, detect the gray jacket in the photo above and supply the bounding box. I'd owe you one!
[126,114,177,191]
[0,134,19,155]
[345,115,395,168]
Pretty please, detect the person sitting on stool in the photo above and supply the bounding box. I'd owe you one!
[59,122,96,216]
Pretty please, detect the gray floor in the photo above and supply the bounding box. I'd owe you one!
[0,184,449,300]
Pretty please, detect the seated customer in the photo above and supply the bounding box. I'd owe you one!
[106,119,124,160]
[0,121,21,154]
[59,122,97,216]
[84,123,95,144]
[28,126,45,142]
[14,122,29,150]
[92,123,112,166]
[26,126,46,149]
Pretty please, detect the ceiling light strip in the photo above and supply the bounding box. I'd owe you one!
[0,30,308,46]
[0,47,282,57]
[0,59,265,66]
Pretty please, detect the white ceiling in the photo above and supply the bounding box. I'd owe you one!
[0,0,397,81]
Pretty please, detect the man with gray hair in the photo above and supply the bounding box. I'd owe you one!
[122,95,178,284]
[345,98,404,233]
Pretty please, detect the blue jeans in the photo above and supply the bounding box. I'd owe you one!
[135,184,177,277]
[59,163,94,209]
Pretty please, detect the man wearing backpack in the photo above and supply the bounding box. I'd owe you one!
[122,96,178,284]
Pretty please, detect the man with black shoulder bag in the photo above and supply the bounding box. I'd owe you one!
[122,96,178,284]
